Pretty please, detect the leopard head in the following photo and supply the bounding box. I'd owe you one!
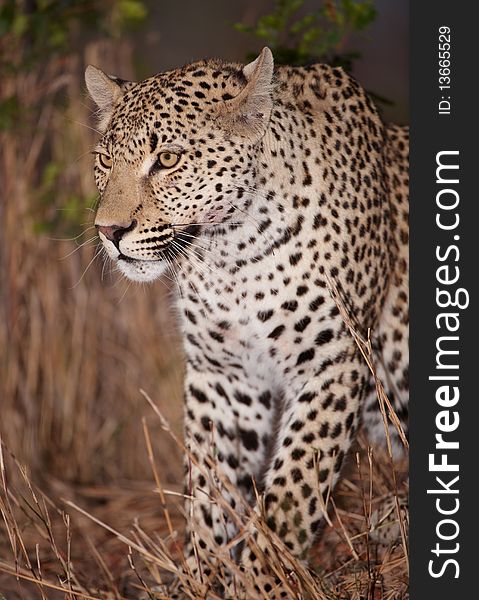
[85,48,274,282]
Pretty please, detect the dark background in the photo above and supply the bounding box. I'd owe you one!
[410,1,475,596]
[134,0,408,123]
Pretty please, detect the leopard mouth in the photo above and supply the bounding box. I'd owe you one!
[118,253,136,262]
[166,224,201,259]
[117,224,201,263]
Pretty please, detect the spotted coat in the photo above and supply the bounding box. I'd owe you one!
[86,47,409,598]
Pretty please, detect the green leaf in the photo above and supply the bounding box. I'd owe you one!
[234,0,378,70]
[301,26,323,45]
[261,14,282,30]
[119,0,147,24]
[42,162,61,187]
[291,13,317,34]
[12,13,28,36]
[49,24,67,48]
[233,23,254,33]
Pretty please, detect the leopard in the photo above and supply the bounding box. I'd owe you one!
[85,47,409,598]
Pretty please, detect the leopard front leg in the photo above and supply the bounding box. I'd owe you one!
[239,339,367,598]
[178,366,273,592]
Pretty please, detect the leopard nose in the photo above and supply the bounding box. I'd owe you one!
[97,220,137,249]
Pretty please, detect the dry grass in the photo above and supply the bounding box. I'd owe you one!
[0,416,408,600]
[0,310,408,600]
[0,40,184,484]
[0,37,408,600]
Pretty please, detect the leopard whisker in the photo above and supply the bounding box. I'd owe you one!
[117,278,133,304]
[48,225,97,243]
[71,244,103,288]
[171,240,228,291]
[223,195,277,252]
[172,241,239,311]
[100,247,111,282]
[164,253,184,298]
[170,242,219,313]
[60,235,99,260]
[65,117,103,135]
[171,221,243,228]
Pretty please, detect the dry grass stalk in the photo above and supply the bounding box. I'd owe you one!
[325,275,409,571]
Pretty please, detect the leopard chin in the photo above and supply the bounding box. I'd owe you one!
[115,256,168,283]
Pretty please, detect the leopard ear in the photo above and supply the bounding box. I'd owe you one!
[85,65,127,132]
[218,47,274,139]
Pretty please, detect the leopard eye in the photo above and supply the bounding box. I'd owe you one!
[98,153,112,170]
[157,151,180,169]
